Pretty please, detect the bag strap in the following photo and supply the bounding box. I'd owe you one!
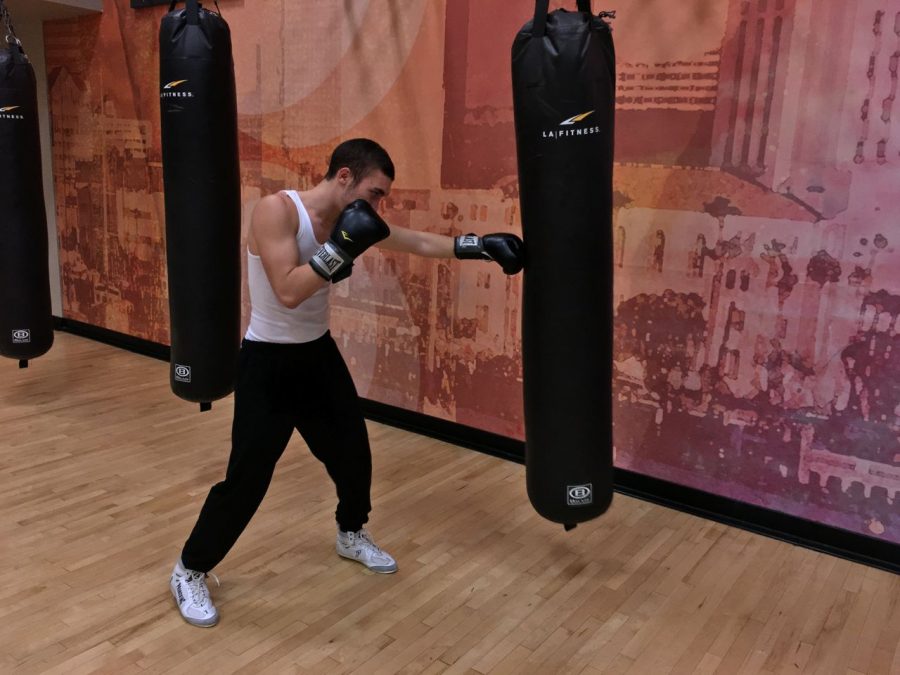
[532,0,549,37]
[185,0,199,25]
[167,0,222,22]
[167,0,199,23]
[533,0,594,37]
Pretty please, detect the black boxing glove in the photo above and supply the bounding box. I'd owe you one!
[454,233,525,275]
[310,199,391,283]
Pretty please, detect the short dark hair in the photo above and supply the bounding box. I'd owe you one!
[324,138,395,183]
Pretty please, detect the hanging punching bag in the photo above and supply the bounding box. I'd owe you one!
[0,15,53,367]
[160,0,240,408]
[512,1,616,527]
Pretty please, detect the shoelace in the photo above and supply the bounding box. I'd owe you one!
[185,570,219,606]
[356,530,386,556]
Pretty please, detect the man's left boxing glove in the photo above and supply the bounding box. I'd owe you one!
[310,199,391,283]
[454,233,525,275]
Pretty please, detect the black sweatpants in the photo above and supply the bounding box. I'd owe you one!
[181,333,372,573]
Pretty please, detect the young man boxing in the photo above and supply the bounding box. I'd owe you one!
[170,138,524,626]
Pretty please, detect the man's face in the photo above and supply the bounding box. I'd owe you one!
[338,168,392,211]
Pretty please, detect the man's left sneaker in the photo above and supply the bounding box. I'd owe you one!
[336,527,398,574]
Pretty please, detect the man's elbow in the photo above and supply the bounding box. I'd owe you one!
[276,289,302,310]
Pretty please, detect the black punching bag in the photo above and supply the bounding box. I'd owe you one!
[512,1,616,526]
[0,23,53,367]
[160,0,240,406]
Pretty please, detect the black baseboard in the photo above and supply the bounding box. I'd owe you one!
[359,398,525,465]
[55,317,170,361]
[612,469,899,575]
[54,318,900,574]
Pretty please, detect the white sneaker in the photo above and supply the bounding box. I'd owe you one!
[336,527,398,574]
[170,559,219,627]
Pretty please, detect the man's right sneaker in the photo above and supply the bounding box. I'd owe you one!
[170,559,219,627]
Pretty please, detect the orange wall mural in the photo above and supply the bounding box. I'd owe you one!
[43,0,900,545]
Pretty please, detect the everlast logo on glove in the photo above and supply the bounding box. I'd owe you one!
[455,234,481,253]
[313,242,348,274]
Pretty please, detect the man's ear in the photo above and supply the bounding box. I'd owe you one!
[337,167,353,185]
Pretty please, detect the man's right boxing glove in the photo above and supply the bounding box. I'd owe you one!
[310,199,391,283]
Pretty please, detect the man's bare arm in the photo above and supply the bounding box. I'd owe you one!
[252,195,327,309]
[376,226,454,258]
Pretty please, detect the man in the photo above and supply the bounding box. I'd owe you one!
[170,138,524,627]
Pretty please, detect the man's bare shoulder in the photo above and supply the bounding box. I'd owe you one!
[249,192,299,252]
[254,192,297,225]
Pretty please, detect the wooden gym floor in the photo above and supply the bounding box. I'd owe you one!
[0,332,898,674]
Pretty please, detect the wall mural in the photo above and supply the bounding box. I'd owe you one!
[43,0,899,544]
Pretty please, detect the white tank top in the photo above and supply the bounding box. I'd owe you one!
[245,191,330,343]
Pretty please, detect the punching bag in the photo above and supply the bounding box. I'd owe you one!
[512,1,616,526]
[160,0,240,407]
[0,12,53,367]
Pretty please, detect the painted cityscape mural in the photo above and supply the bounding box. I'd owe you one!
[43,0,899,544]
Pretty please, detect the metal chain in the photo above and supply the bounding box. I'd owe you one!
[1,0,22,46]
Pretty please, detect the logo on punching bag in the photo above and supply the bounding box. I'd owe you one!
[560,111,594,125]
[0,106,24,120]
[12,329,31,344]
[567,484,593,506]
[174,364,192,383]
[542,110,600,140]
[161,80,195,99]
